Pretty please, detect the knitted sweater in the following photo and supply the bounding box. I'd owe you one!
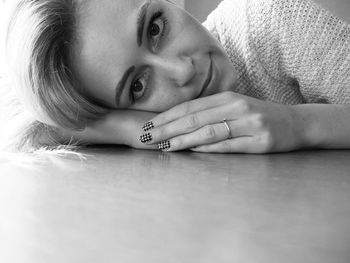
[202,0,350,104]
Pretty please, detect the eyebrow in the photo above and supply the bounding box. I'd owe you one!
[137,0,151,46]
[115,66,136,106]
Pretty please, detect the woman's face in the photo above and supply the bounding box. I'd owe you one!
[72,0,237,112]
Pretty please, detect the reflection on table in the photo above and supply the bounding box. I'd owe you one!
[1,147,350,263]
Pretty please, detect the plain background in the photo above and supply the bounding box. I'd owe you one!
[186,0,221,22]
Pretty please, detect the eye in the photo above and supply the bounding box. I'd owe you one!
[148,11,168,49]
[131,70,150,101]
[150,21,161,37]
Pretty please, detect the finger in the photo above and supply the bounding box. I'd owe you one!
[190,136,258,153]
[157,119,249,151]
[141,104,233,144]
[159,122,231,151]
[133,141,160,150]
[144,92,237,130]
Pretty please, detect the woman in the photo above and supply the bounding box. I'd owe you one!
[4,0,350,153]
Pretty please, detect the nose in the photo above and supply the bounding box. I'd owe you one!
[147,53,196,87]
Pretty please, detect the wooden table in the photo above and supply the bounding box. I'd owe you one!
[1,148,350,263]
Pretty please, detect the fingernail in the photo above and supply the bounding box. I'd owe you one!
[140,133,153,143]
[142,121,154,132]
[158,141,171,151]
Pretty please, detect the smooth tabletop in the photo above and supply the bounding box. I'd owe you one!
[1,148,350,263]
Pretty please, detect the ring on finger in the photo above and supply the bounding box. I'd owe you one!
[221,118,232,139]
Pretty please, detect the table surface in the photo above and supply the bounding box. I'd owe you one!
[1,147,350,263]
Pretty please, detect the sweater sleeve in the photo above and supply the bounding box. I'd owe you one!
[248,0,350,104]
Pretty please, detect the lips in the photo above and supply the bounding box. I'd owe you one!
[199,54,213,98]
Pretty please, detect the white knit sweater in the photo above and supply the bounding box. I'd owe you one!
[203,0,350,104]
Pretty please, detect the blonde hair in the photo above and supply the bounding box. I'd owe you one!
[2,0,108,153]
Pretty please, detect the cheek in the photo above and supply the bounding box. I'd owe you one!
[136,80,191,112]
[173,23,213,57]
[146,87,183,111]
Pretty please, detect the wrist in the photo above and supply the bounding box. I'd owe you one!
[290,104,321,149]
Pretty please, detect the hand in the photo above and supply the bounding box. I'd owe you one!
[97,110,161,150]
[139,92,305,153]
[60,110,159,150]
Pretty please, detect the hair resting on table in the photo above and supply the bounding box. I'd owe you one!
[3,0,109,152]
[7,0,108,129]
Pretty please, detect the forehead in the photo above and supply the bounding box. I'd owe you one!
[72,0,143,91]
[82,0,138,19]
[78,0,140,40]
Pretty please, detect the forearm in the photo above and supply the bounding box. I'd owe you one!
[293,104,350,149]
[50,103,350,152]
[54,122,119,146]
[51,110,157,148]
